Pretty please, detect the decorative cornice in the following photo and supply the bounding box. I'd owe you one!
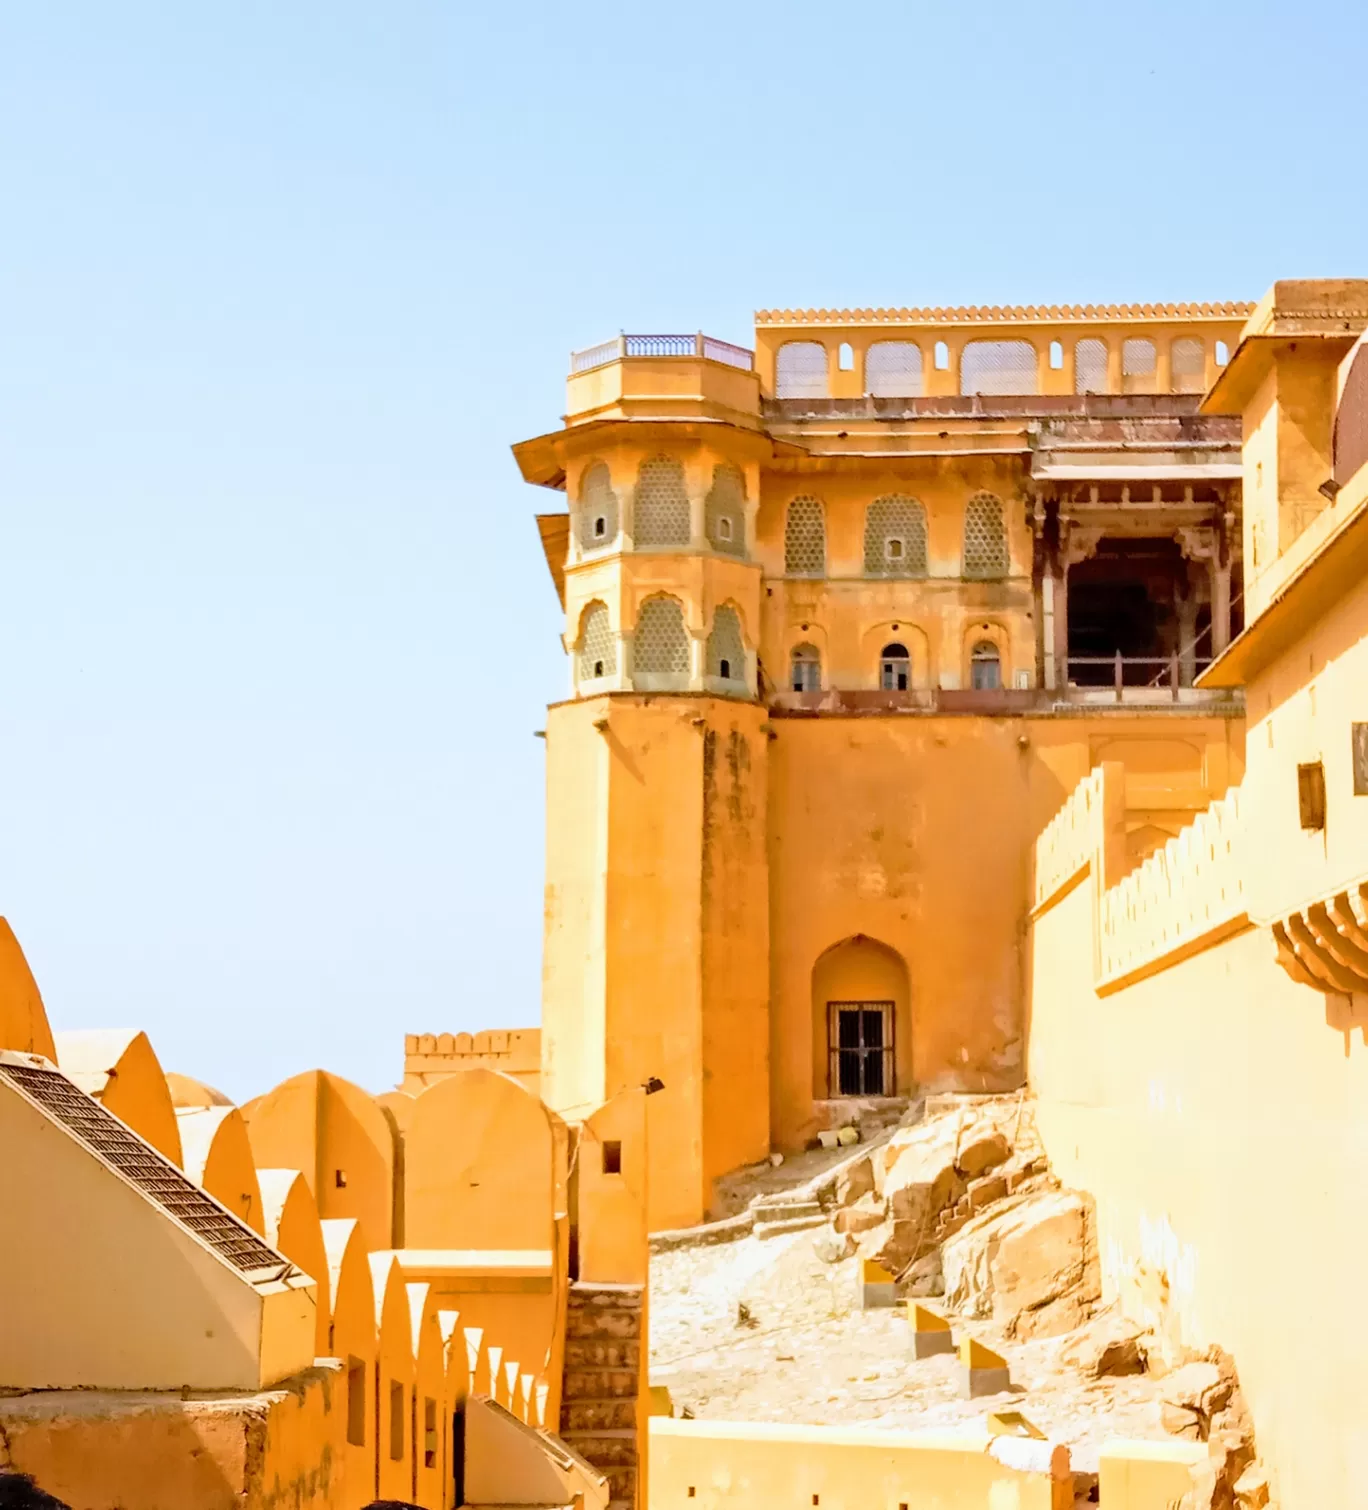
[754,302,1254,327]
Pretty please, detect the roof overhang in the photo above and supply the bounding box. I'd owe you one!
[536,514,569,607]
[1198,488,1368,687]
[1033,461,1242,481]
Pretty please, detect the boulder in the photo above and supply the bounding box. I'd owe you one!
[812,1227,855,1264]
[835,1155,875,1207]
[1058,1307,1147,1378]
[901,1247,944,1298]
[833,1193,885,1236]
[942,1190,1099,1338]
[854,1217,923,1275]
[956,1129,1010,1179]
[881,1119,965,1232]
[968,1173,1009,1212]
[1232,1463,1269,1509]
[1163,1362,1233,1419]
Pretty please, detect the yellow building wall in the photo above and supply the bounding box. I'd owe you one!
[0,1364,348,1510]
[769,713,1243,1151]
[649,1419,1072,1510]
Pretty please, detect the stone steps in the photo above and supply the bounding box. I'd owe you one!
[753,1210,828,1238]
[560,1283,643,1509]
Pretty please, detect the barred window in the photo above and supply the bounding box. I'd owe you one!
[970,640,1002,690]
[1172,337,1205,392]
[706,464,746,556]
[775,341,829,399]
[962,492,1008,579]
[1075,338,1108,394]
[864,495,927,577]
[880,642,910,692]
[634,597,689,677]
[574,462,618,551]
[1122,338,1157,393]
[791,643,821,693]
[865,341,923,398]
[577,602,615,683]
[784,496,827,577]
[707,606,746,683]
[961,340,1038,396]
[634,456,690,548]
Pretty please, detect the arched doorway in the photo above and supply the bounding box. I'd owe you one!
[810,936,911,1100]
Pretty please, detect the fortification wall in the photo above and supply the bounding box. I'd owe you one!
[1027,771,1368,1510]
[403,1028,542,1096]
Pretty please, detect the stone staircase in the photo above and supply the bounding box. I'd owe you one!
[751,1196,826,1238]
[560,1282,643,1510]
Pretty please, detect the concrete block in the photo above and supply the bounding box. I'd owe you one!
[958,1334,1012,1398]
[986,1410,1044,1439]
[860,1258,897,1310]
[908,1302,954,1358]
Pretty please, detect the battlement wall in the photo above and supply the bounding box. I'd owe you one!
[402,1028,541,1095]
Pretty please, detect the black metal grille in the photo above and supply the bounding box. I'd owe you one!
[0,1059,289,1278]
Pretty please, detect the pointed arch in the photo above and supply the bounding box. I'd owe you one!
[575,600,615,684]
[705,463,746,556]
[633,595,690,684]
[706,604,747,686]
[573,461,617,551]
[775,340,828,399]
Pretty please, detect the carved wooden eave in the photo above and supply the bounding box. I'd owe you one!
[1272,885,1368,994]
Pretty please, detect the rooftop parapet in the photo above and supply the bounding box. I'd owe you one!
[755,302,1251,404]
[565,332,762,428]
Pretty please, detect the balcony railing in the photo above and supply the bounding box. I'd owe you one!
[570,333,755,374]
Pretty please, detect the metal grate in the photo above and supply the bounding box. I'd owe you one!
[577,603,615,683]
[961,340,1038,396]
[864,495,927,577]
[827,1002,893,1097]
[0,1058,289,1278]
[633,456,690,548]
[706,606,746,682]
[963,492,1008,579]
[705,464,746,556]
[970,640,1002,690]
[1171,337,1206,393]
[1075,338,1108,394]
[633,597,689,676]
[784,496,827,577]
[865,341,923,398]
[1122,338,1157,393]
[775,341,829,399]
[575,462,618,552]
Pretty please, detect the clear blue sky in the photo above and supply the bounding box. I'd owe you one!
[2,2,1364,1102]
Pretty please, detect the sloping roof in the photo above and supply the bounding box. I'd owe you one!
[537,515,569,607]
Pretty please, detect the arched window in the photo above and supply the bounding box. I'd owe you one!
[864,496,927,577]
[865,341,923,398]
[962,492,1008,579]
[775,341,829,399]
[879,642,910,692]
[707,606,746,685]
[961,340,1038,396]
[790,643,821,693]
[970,640,1002,690]
[784,496,827,577]
[705,463,746,556]
[1122,338,1156,393]
[574,462,618,551]
[633,456,690,548]
[1172,337,1205,393]
[576,603,615,683]
[633,597,690,681]
[1075,339,1108,394]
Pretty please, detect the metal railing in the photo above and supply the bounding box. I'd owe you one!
[1067,653,1213,700]
[569,333,755,374]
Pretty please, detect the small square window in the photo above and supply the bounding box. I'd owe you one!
[593,658,605,678]
[334,1169,347,1189]
[602,1140,622,1175]
[719,658,731,679]
[718,517,733,541]
[886,537,904,560]
[1049,340,1064,369]
[934,341,950,370]
[594,515,607,539]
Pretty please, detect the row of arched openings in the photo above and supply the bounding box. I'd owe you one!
[574,458,746,556]
[776,335,1218,398]
[790,639,1002,692]
[784,493,1008,579]
[578,599,748,686]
